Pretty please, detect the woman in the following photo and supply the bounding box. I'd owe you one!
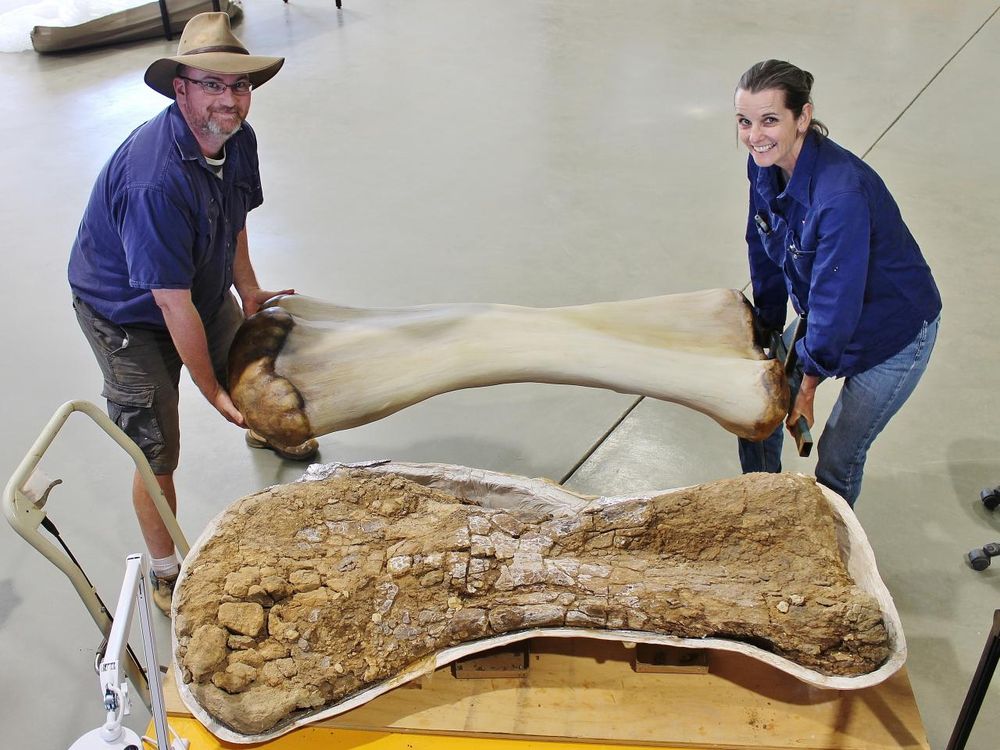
[734,59,941,507]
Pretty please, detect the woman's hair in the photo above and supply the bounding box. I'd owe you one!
[737,59,828,137]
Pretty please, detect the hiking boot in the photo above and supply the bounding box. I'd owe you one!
[245,429,319,462]
[149,570,177,616]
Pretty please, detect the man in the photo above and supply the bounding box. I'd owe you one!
[68,12,317,615]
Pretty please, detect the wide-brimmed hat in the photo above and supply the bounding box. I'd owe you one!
[144,12,284,99]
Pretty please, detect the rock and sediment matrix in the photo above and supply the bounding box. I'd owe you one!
[173,468,893,739]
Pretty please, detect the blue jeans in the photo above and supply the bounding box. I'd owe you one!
[738,316,939,507]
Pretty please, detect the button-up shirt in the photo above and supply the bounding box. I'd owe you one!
[746,131,941,378]
[69,103,264,327]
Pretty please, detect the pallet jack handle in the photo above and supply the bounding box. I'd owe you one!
[2,399,191,709]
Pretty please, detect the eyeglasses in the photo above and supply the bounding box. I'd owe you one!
[178,76,253,96]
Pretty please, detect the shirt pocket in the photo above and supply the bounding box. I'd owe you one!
[193,198,222,272]
[228,179,254,233]
[759,213,788,265]
[785,229,816,281]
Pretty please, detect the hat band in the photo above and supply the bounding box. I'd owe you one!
[183,44,250,55]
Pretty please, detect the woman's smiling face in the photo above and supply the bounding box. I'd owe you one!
[735,88,812,179]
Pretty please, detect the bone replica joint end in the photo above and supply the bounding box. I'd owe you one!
[754,359,789,440]
[229,307,313,449]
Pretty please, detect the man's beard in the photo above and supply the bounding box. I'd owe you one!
[200,108,244,138]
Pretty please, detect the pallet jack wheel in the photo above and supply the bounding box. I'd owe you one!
[969,543,1000,571]
[981,486,1000,511]
[969,549,992,571]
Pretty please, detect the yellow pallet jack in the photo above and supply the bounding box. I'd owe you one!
[5,400,930,750]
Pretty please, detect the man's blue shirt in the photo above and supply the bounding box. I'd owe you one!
[68,103,263,327]
[746,131,941,378]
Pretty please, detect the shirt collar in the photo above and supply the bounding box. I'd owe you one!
[167,102,205,163]
[783,130,820,207]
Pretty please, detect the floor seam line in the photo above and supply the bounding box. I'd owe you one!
[560,396,644,485]
[861,5,1000,159]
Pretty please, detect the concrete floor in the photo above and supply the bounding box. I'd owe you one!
[1,1,998,747]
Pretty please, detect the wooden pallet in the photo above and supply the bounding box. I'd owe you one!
[162,637,929,749]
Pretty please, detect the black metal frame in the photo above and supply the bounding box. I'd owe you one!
[156,0,222,42]
[284,0,343,8]
[947,609,1000,749]
[159,1,354,43]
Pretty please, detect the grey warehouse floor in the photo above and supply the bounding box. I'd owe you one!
[2,2,999,748]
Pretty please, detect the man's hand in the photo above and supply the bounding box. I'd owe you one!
[240,287,295,318]
[232,228,297,317]
[204,382,246,427]
[787,373,820,430]
[152,288,247,427]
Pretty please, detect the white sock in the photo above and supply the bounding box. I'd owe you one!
[151,554,179,580]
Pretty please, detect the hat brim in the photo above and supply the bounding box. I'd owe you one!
[145,52,284,99]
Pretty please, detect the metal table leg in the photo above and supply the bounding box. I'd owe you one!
[947,608,1000,750]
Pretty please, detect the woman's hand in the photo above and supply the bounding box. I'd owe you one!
[787,373,820,430]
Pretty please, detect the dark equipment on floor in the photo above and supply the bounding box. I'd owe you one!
[966,485,1000,570]
[980,485,1000,511]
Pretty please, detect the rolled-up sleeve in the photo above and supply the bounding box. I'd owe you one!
[118,186,196,290]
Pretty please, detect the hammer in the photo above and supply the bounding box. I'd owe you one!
[768,316,814,458]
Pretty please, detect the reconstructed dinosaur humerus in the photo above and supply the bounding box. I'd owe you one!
[227,289,788,450]
[172,465,903,743]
